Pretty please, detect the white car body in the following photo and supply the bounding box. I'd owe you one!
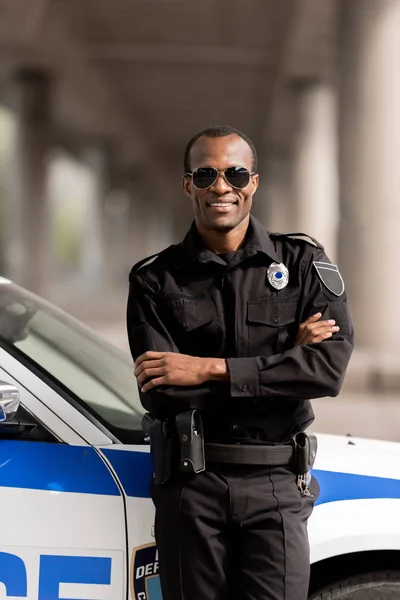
[0,277,399,599]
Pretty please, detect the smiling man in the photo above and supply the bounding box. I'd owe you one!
[127,126,354,600]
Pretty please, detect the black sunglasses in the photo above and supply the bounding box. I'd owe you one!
[185,166,255,190]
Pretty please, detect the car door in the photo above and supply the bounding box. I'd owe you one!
[0,360,127,600]
[97,444,160,600]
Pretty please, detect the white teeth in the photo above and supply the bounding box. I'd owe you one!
[209,203,233,207]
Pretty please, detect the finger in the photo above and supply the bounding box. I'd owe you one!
[134,352,149,368]
[296,313,324,345]
[300,321,335,343]
[142,376,168,393]
[304,319,336,332]
[303,326,340,344]
[310,332,334,343]
[137,367,166,386]
[308,324,339,338]
[295,321,313,345]
[304,312,322,324]
[134,359,165,377]
[296,327,309,346]
[134,351,165,368]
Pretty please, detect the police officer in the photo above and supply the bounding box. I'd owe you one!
[127,126,354,600]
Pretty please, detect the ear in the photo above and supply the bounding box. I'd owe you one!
[251,173,259,195]
[182,175,192,199]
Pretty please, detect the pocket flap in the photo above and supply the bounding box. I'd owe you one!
[247,300,297,327]
[168,299,216,332]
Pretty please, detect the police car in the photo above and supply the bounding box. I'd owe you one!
[0,276,400,600]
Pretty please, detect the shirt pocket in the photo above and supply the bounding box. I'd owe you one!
[247,299,298,356]
[164,297,222,356]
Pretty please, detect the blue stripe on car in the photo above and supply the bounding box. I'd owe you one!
[2,443,400,505]
[101,448,153,498]
[313,468,400,505]
[0,440,120,495]
[102,449,400,505]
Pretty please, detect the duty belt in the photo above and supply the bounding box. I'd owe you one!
[142,410,318,493]
[205,442,294,466]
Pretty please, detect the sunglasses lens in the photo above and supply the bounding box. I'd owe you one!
[225,167,251,188]
[192,168,218,189]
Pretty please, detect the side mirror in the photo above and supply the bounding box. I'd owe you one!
[0,381,20,422]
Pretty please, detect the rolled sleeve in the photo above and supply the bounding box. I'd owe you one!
[227,357,260,397]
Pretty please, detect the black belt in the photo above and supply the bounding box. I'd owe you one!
[205,442,294,466]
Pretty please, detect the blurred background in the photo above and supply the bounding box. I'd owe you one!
[0,0,399,439]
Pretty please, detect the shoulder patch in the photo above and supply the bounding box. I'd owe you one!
[313,261,344,296]
[270,232,324,250]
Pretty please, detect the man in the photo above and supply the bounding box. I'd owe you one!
[127,125,354,600]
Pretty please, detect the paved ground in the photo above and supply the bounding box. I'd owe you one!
[91,319,400,444]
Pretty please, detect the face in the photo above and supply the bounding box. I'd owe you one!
[182,135,259,233]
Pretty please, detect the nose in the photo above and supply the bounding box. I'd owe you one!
[209,172,232,193]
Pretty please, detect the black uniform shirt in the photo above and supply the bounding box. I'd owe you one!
[127,215,354,444]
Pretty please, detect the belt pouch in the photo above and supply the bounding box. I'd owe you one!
[148,417,173,485]
[293,431,318,474]
[176,410,205,474]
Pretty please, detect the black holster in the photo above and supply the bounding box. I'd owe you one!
[293,431,318,476]
[175,410,205,474]
[142,413,174,484]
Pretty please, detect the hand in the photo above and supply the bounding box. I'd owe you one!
[294,313,340,346]
[134,351,211,392]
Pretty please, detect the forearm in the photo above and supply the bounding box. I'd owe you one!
[139,379,230,418]
[137,356,229,417]
[225,339,353,400]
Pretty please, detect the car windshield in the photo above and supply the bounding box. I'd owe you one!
[0,279,145,443]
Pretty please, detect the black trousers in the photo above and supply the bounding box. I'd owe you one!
[151,464,319,600]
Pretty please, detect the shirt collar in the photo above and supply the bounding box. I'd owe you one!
[176,215,280,267]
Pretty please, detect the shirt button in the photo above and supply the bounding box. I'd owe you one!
[182,322,189,327]
[273,317,279,323]
[242,385,248,392]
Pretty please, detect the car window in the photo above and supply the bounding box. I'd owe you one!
[0,283,145,443]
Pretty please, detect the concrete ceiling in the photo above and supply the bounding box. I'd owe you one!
[0,0,337,222]
[0,0,295,173]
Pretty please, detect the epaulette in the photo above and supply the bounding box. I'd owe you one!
[129,245,175,280]
[270,232,324,250]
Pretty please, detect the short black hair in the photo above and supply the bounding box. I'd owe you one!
[184,125,257,174]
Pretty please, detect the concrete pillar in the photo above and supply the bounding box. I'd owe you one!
[5,70,52,293]
[291,80,339,259]
[0,108,15,275]
[126,172,178,262]
[254,153,292,233]
[104,186,131,286]
[339,0,400,359]
[126,188,143,265]
[80,147,109,291]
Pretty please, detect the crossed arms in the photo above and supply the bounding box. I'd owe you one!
[134,312,339,392]
[127,262,354,410]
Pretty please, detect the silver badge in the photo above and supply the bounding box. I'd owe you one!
[267,262,289,290]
